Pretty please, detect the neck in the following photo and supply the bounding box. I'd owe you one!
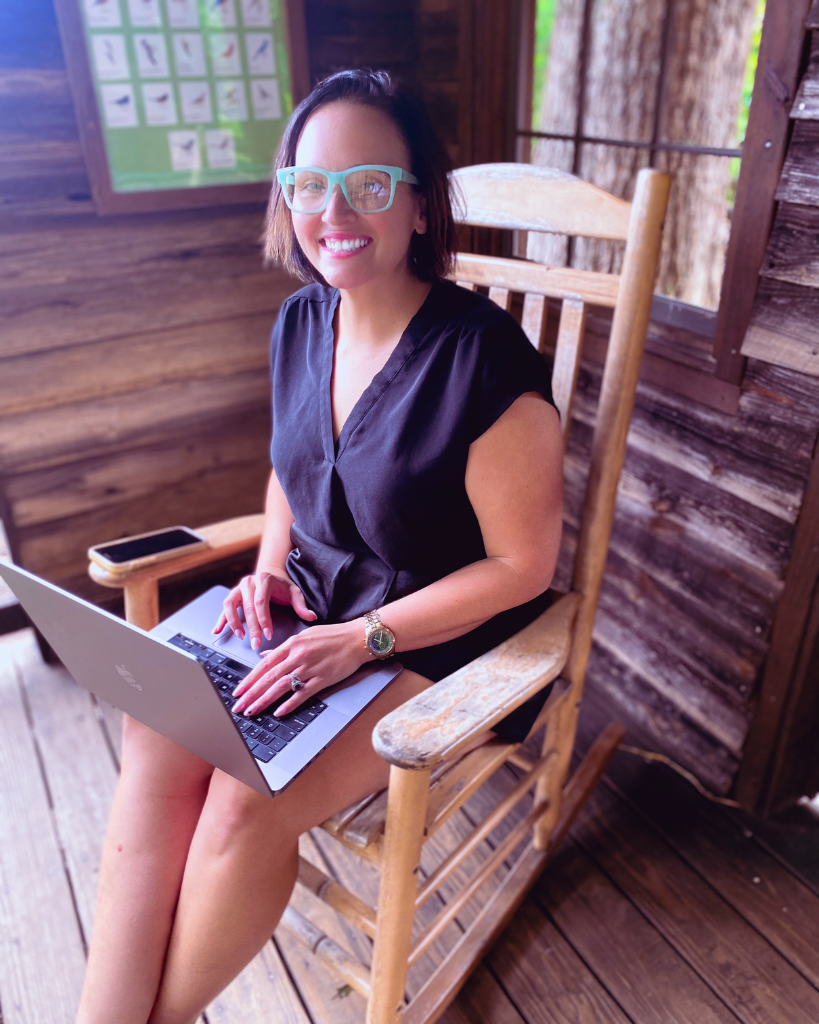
[335,263,433,347]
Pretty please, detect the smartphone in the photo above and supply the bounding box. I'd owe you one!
[88,526,208,574]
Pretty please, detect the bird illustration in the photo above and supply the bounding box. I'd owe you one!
[180,37,192,57]
[249,0,264,11]
[152,92,171,104]
[112,93,131,106]
[211,0,229,8]
[222,86,239,103]
[251,39,269,60]
[221,42,236,59]
[175,138,197,152]
[140,39,159,65]
[257,84,271,99]
[103,39,117,64]
[92,0,112,7]
[191,91,207,105]
[215,134,231,150]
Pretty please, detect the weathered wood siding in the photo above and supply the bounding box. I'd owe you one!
[541,304,819,795]
[743,26,819,374]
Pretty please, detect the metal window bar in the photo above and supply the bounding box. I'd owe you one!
[516,130,742,159]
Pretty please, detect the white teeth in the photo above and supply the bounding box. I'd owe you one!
[323,238,369,252]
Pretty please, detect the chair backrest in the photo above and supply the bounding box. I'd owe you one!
[448,162,670,701]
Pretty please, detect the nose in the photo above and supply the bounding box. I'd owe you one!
[322,183,355,222]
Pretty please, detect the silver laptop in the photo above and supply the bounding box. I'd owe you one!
[0,561,402,797]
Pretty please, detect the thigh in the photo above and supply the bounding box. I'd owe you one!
[202,667,499,843]
[120,713,216,798]
[204,667,436,837]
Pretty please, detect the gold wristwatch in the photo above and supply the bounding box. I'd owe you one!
[364,610,396,660]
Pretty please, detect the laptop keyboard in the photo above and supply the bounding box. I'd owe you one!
[167,633,327,763]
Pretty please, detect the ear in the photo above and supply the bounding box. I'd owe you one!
[414,193,428,236]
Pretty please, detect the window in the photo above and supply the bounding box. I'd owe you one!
[520,0,765,313]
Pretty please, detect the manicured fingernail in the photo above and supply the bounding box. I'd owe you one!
[251,637,260,650]
[236,629,244,639]
[264,628,272,640]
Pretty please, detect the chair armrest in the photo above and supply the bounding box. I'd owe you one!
[88,514,265,591]
[372,591,582,769]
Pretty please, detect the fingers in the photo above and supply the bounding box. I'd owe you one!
[289,583,317,621]
[240,575,265,649]
[220,587,245,638]
[254,573,276,641]
[231,662,313,717]
[212,610,227,634]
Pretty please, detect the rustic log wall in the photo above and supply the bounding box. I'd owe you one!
[536,303,819,795]
[742,26,819,375]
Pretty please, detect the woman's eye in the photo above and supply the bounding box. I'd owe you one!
[299,180,325,194]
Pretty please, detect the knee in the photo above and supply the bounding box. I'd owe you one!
[204,773,301,856]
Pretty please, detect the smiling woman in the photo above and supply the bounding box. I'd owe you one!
[75,70,564,1024]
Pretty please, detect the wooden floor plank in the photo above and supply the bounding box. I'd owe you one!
[437,963,527,1024]
[206,939,311,1024]
[727,802,819,899]
[487,900,630,1024]
[0,631,86,1024]
[571,783,819,1024]
[577,683,819,989]
[273,834,369,1024]
[93,696,124,767]
[21,637,119,939]
[537,840,741,1024]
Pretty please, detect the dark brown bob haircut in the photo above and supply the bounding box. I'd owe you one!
[265,69,456,283]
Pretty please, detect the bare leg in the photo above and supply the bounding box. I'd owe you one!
[76,715,216,1024]
[147,668,443,1024]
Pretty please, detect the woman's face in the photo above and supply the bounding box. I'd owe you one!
[290,101,427,292]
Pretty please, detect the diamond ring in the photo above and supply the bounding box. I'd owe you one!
[289,673,304,692]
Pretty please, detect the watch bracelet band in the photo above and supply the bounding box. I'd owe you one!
[364,609,395,657]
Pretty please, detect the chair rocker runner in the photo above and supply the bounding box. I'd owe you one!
[89,162,671,1024]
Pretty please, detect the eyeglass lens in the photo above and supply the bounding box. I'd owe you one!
[286,169,394,212]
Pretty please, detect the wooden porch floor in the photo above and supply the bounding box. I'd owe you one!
[2,624,819,1024]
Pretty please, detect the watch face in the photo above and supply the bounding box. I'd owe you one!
[368,628,394,656]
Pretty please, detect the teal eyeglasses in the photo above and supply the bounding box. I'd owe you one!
[276,165,420,214]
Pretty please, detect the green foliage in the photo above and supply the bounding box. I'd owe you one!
[728,0,766,207]
[532,0,559,129]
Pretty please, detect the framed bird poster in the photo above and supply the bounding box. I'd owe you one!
[54,0,309,213]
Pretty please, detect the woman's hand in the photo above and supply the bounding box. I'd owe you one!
[230,619,370,718]
[212,568,317,651]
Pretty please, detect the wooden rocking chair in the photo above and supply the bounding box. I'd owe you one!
[89,163,670,1024]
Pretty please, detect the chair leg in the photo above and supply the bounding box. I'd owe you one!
[533,695,579,851]
[367,765,430,1024]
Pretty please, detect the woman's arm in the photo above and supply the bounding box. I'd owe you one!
[231,393,563,717]
[212,469,317,641]
[375,392,562,647]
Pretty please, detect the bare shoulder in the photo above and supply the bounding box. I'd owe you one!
[470,392,561,457]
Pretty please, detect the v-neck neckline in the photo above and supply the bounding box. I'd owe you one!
[321,282,440,463]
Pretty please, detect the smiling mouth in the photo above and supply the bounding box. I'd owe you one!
[320,237,372,253]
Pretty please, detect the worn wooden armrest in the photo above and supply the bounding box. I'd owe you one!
[372,591,582,769]
[88,513,265,591]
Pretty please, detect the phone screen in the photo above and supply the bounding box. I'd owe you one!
[95,529,202,564]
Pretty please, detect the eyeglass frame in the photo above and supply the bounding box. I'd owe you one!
[275,164,421,214]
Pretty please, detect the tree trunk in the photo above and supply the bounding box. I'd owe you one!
[529,0,758,310]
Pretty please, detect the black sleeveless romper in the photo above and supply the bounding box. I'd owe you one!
[269,278,560,742]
